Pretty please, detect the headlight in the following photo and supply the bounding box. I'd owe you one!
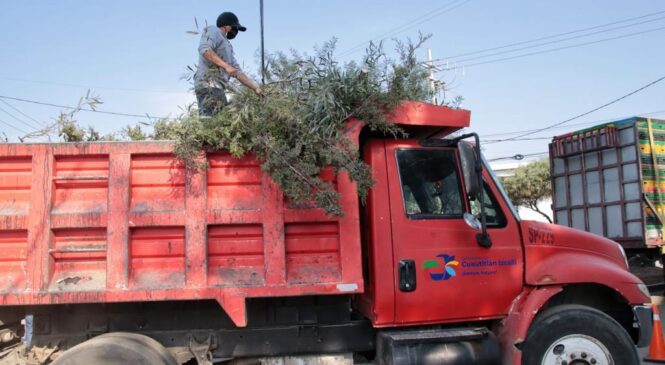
[637,283,650,299]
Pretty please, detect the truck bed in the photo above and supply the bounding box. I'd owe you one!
[0,101,471,327]
[0,142,363,326]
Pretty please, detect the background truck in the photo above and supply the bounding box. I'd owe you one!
[0,102,653,365]
[550,117,665,286]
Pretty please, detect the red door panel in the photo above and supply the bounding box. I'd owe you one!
[385,141,524,325]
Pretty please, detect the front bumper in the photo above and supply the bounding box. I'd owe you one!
[634,305,653,348]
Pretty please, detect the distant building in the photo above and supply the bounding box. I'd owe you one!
[490,160,553,223]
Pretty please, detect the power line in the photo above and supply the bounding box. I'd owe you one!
[434,25,665,70]
[0,95,168,120]
[449,15,665,65]
[0,104,40,130]
[0,98,43,126]
[337,0,470,58]
[488,75,665,143]
[487,151,549,162]
[432,9,665,62]
[483,137,553,142]
[481,109,665,139]
[0,76,188,95]
[0,117,29,135]
[338,0,464,57]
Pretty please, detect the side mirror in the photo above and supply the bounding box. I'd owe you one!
[458,138,492,249]
[463,212,482,231]
[458,141,481,197]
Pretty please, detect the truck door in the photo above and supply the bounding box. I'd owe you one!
[386,141,524,324]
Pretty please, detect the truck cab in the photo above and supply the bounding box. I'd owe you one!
[0,102,653,365]
[353,103,652,364]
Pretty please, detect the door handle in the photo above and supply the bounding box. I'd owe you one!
[398,259,416,292]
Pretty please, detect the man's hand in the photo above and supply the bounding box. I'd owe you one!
[255,87,266,100]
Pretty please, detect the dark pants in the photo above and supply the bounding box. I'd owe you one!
[195,88,227,117]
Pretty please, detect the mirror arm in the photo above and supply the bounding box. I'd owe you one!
[469,133,492,248]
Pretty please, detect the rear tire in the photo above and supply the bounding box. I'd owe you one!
[52,332,177,365]
[522,304,638,365]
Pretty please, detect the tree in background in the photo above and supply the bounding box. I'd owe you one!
[500,159,552,222]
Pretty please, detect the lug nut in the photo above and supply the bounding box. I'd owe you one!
[581,352,587,359]
[590,359,597,364]
[570,353,576,359]
[561,361,568,365]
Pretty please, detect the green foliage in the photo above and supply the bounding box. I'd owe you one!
[171,36,435,215]
[152,119,186,140]
[59,120,86,142]
[122,125,148,141]
[500,159,552,222]
[51,92,116,142]
[58,121,116,142]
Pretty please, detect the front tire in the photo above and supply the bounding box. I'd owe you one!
[522,304,638,365]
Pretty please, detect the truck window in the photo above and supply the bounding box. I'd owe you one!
[470,182,507,228]
[397,149,464,218]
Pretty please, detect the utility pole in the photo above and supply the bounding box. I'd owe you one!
[260,0,266,85]
[427,48,441,105]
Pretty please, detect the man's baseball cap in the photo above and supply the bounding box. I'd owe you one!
[216,12,247,31]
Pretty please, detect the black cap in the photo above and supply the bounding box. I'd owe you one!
[216,12,247,31]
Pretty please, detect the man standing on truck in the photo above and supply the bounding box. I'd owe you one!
[195,11,263,117]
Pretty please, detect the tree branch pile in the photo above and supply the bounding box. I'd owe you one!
[172,36,440,215]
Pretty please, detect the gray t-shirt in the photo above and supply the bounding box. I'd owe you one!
[195,25,241,90]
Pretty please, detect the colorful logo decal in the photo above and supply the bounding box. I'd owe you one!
[423,254,459,281]
[424,254,518,281]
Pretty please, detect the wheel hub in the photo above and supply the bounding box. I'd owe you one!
[541,334,613,365]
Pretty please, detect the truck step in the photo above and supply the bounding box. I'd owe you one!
[379,327,488,345]
[377,327,500,365]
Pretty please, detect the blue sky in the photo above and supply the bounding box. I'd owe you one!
[1,0,664,160]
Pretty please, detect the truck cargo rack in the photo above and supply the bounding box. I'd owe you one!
[551,126,618,158]
[549,119,661,249]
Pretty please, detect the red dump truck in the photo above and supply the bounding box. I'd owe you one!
[0,102,653,365]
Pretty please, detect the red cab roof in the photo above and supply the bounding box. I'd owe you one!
[387,101,471,137]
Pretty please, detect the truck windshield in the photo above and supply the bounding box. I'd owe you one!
[481,155,521,220]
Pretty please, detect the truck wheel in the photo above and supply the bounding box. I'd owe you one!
[522,304,638,365]
[52,332,177,365]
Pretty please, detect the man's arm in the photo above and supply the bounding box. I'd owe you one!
[202,50,262,95]
[236,72,261,94]
[203,49,238,77]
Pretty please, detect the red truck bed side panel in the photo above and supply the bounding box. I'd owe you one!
[0,142,363,327]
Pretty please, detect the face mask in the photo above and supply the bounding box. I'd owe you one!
[226,27,238,40]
